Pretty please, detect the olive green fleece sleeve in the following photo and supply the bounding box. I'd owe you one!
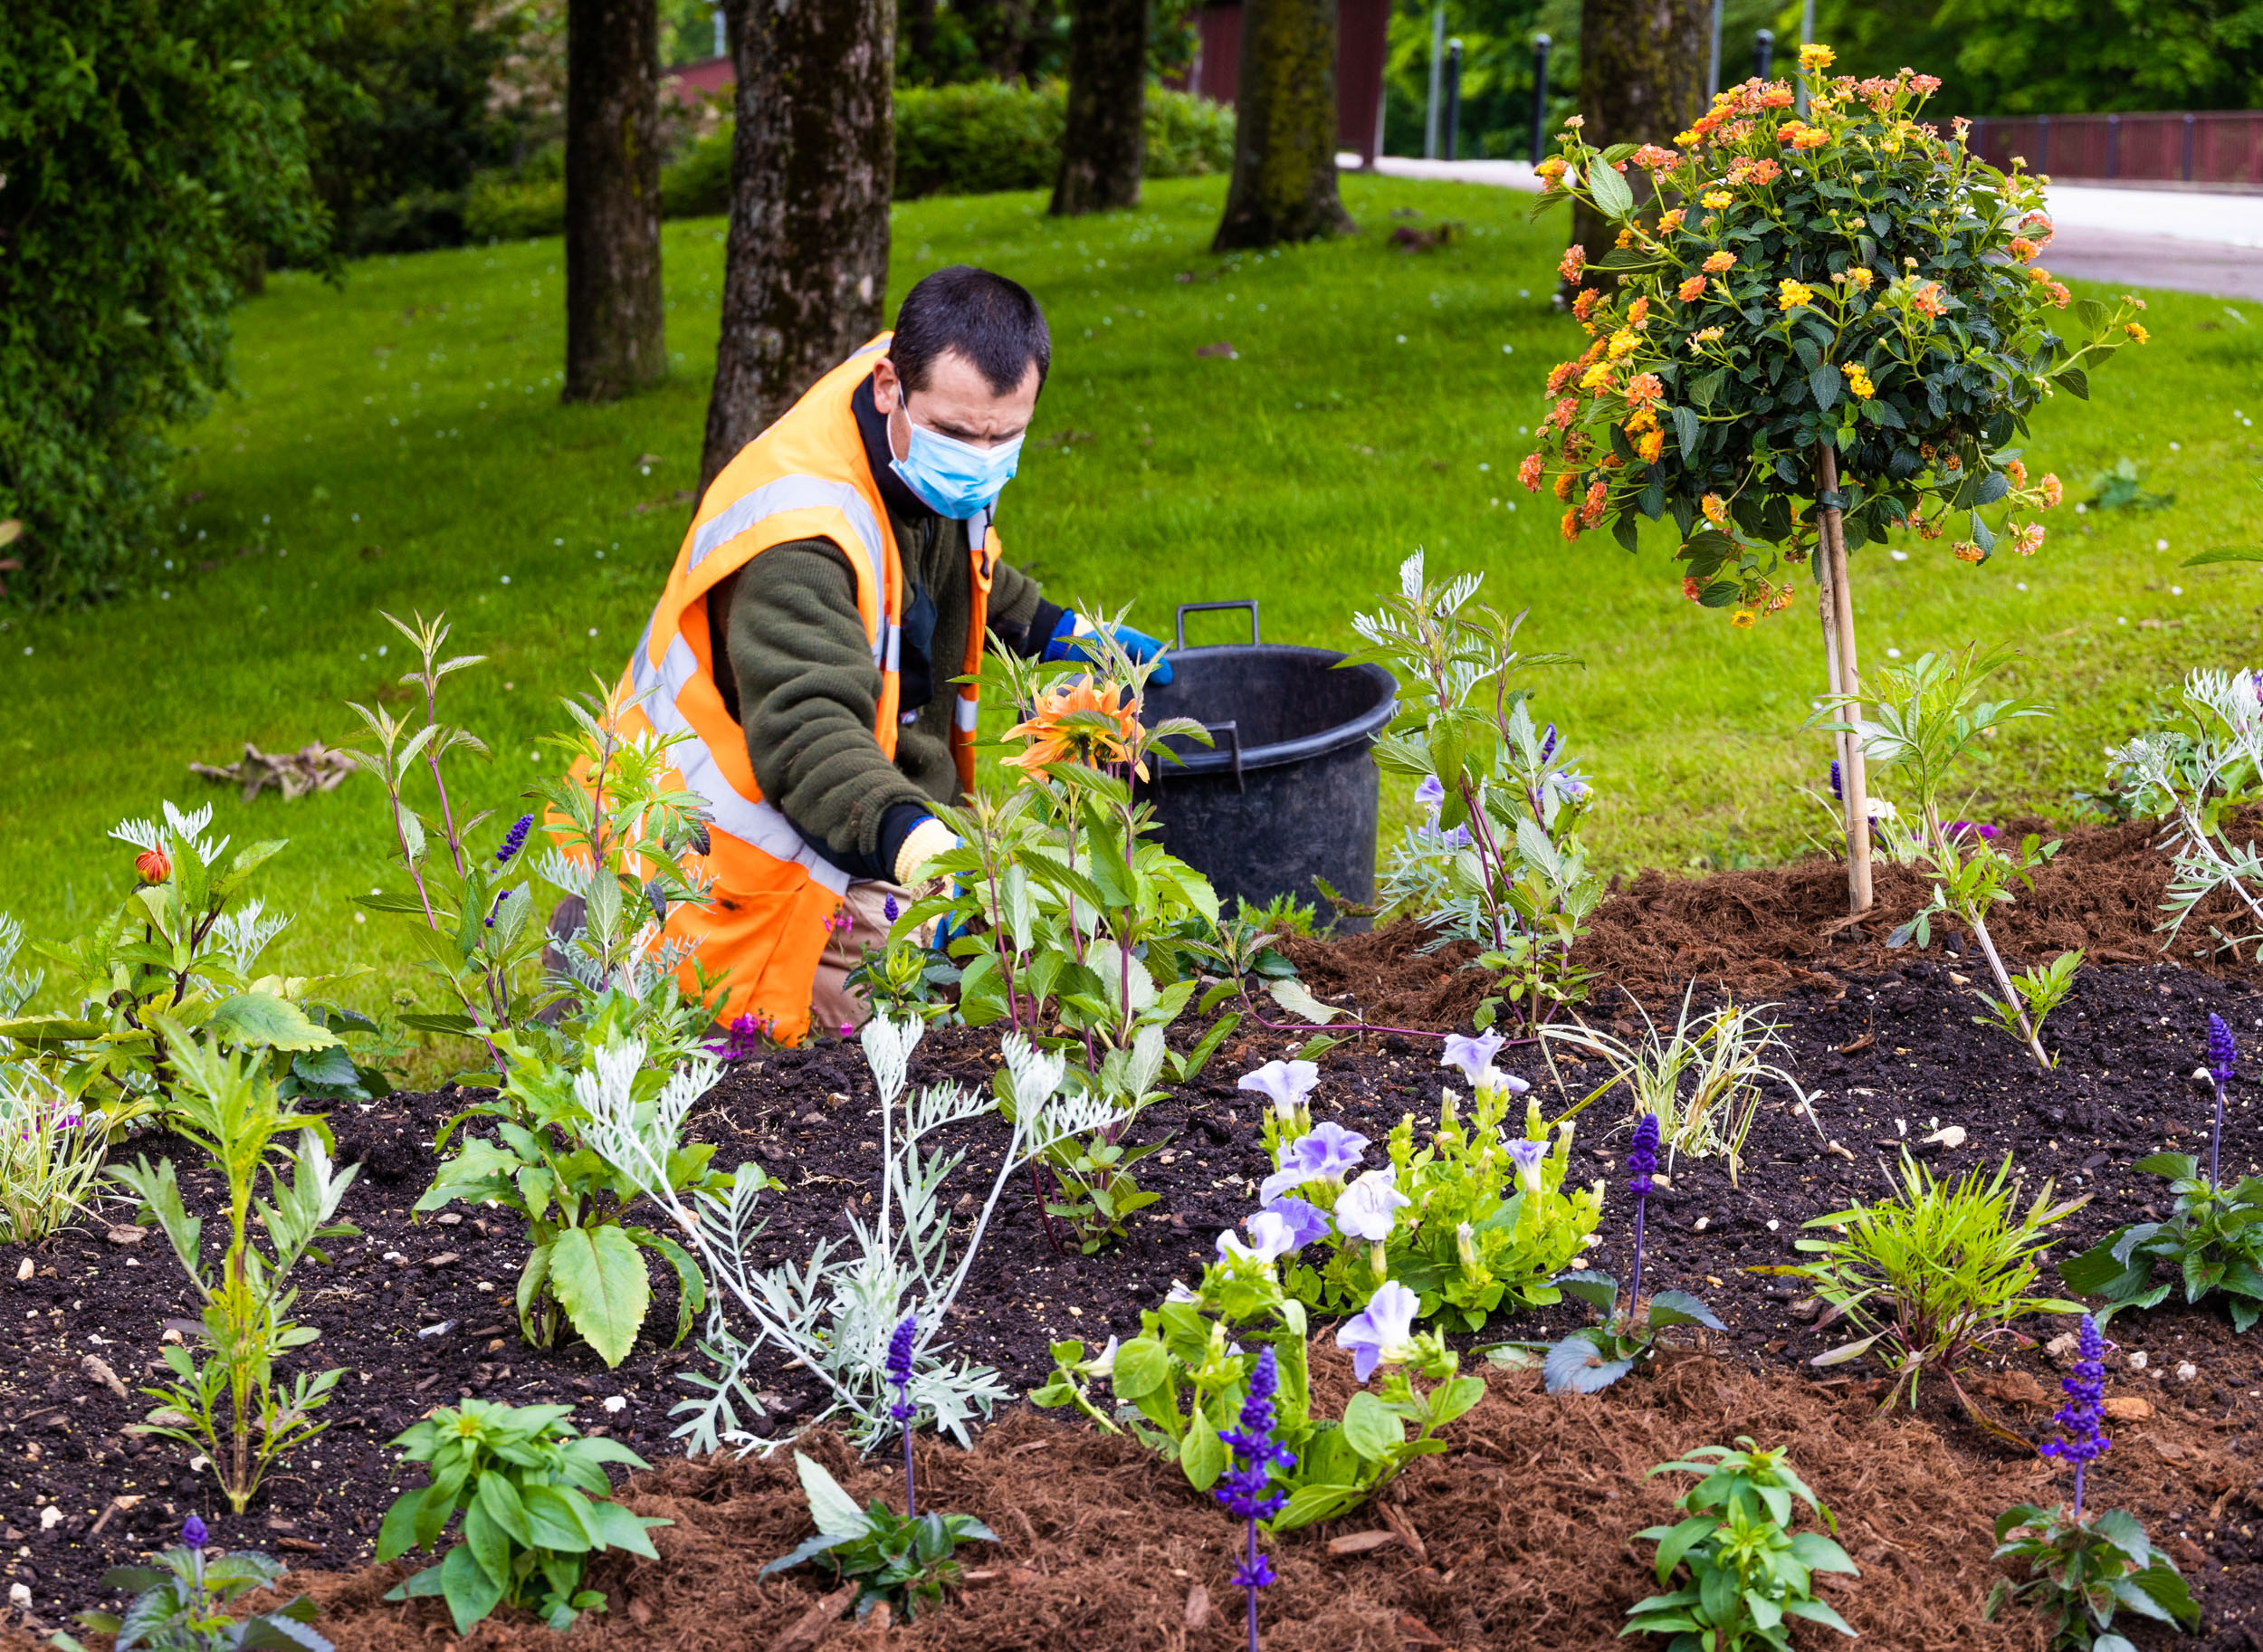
[987,556,1044,642]
[724,540,935,862]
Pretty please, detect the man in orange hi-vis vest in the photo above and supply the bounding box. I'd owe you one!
[608,266,1171,1046]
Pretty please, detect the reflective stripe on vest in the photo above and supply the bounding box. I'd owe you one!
[688,474,895,671]
[627,621,853,896]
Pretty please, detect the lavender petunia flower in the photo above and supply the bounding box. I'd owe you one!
[1258,1121,1370,1202]
[1414,775,1447,808]
[1237,1059,1321,1121]
[1261,1195,1332,1250]
[1217,1210,1301,1265]
[1504,1138,1550,1198]
[1332,1168,1410,1242]
[1549,769,1591,803]
[2039,1313,2110,1515]
[1335,1281,1420,1381]
[1441,1031,1506,1087]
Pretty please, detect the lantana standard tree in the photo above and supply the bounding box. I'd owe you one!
[1519,45,2148,912]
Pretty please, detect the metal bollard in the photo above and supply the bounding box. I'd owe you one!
[1530,34,1552,165]
[1753,29,1775,80]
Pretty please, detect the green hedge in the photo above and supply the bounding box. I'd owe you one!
[466,84,1234,240]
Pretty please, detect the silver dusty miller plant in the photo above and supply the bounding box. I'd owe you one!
[585,1015,1119,1452]
[2109,667,2263,960]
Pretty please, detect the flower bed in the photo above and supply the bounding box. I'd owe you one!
[6,841,2263,1647]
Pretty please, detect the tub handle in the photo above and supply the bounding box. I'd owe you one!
[1205,721,1245,792]
[1173,600,1260,651]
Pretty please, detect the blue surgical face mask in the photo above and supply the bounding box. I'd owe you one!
[890,415,1024,520]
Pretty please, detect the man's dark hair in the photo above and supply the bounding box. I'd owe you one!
[889,265,1050,396]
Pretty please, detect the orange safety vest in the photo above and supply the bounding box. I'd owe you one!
[599,334,998,1046]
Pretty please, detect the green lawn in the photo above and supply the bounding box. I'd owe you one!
[4,173,2260,1009]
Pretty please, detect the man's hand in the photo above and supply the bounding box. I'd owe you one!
[892,816,967,952]
[1043,612,1174,684]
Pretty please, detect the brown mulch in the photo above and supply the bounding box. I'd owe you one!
[133,1351,2053,1652]
[1290,815,2260,1029]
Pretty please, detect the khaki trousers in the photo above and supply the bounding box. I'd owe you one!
[808,880,915,1037]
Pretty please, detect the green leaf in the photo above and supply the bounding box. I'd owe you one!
[546,1225,650,1368]
[461,1499,514,1590]
[794,1451,873,1540]
[2180,547,2263,568]
[1265,977,1343,1025]
[1340,1389,1405,1459]
[439,1542,506,1635]
[205,993,343,1052]
[1587,158,1635,219]
[1809,363,1840,412]
[2060,367,2090,401]
[1179,1405,1228,1490]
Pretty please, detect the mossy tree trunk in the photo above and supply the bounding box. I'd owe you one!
[1211,0,1355,250]
[564,0,666,403]
[1562,0,1707,285]
[1052,0,1149,215]
[701,0,894,487]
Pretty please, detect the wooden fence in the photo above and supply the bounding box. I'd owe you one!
[1967,111,2263,187]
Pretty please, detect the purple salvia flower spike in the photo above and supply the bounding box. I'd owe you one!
[1627,1112,1660,1319]
[2209,1011,2237,1188]
[886,1313,919,1515]
[1214,1345,1294,1652]
[2038,1313,2110,1516]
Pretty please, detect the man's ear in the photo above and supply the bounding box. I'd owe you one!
[872,356,902,416]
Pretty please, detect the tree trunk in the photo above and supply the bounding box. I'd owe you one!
[1052,0,1149,215]
[1211,0,1354,250]
[564,0,666,403]
[1561,0,1707,288]
[701,0,894,488]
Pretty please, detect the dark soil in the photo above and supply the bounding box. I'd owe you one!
[9,834,2263,1647]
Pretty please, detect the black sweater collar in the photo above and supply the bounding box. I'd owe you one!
[853,374,937,526]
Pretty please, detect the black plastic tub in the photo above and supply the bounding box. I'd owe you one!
[1134,602,1398,932]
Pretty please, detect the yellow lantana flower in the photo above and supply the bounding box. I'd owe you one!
[1799,42,1835,71]
[1778,280,1814,310]
[1702,190,1733,209]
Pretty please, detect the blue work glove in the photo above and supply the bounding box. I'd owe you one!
[1043,611,1174,685]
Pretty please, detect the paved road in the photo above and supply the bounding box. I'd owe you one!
[1343,156,2263,303]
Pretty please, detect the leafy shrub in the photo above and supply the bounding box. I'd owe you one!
[1771,1151,2085,1424]
[1540,988,1813,1184]
[0,0,337,601]
[2105,668,2263,961]
[0,1065,137,1245]
[587,1017,1111,1452]
[54,1517,330,1652]
[1353,553,1602,1025]
[765,1452,995,1622]
[1626,1440,1858,1651]
[463,167,568,243]
[418,1039,727,1366]
[112,1035,359,1513]
[378,1400,668,1635]
[906,624,1227,1254]
[2063,1161,2263,1332]
[659,124,734,218]
[0,800,387,1113]
[1036,1256,1482,1531]
[1523,49,2142,608]
[1826,645,2076,1066]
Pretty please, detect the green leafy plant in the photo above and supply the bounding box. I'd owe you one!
[763,1451,996,1622]
[1523,53,2139,606]
[0,1065,147,1244]
[0,802,373,1113]
[352,611,721,1078]
[904,618,1224,1253]
[843,936,958,1025]
[377,1399,669,1635]
[53,1517,330,1652]
[1625,1440,1858,1652]
[1978,950,2084,1061]
[2061,1157,2263,1331]
[110,1029,358,1514]
[1036,1249,1483,1530]
[1822,645,2071,1067]
[2082,457,2173,513]
[1351,551,1599,1027]
[1769,1151,2086,1428]
[417,1036,728,1366]
[2105,669,2263,961]
[1540,988,1815,1185]
[1989,1505,2199,1652]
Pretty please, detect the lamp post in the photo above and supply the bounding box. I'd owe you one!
[1425,7,1446,159]
[1753,28,1774,80]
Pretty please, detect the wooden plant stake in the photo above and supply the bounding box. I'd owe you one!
[1815,444,1874,915]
